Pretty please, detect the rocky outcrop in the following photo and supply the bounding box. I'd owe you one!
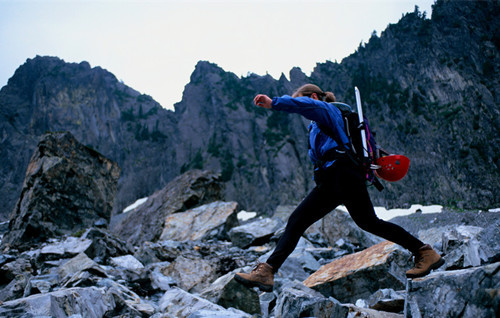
[111,169,223,246]
[0,132,120,252]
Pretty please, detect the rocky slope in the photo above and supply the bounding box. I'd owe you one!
[0,132,498,317]
[0,0,499,221]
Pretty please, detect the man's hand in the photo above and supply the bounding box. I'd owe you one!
[254,94,272,109]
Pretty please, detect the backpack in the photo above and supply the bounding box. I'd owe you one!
[315,102,385,191]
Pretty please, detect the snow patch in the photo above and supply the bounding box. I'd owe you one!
[337,204,443,221]
[123,197,148,213]
[237,210,257,221]
[488,207,500,213]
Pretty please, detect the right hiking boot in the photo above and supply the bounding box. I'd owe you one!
[406,244,445,278]
[234,262,274,292]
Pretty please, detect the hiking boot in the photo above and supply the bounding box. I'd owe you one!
[406,244,445,278]
[234,263,274,292]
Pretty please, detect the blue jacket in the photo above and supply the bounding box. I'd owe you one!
[272,95,350,170]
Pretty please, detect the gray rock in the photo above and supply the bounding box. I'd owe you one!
[0,256,34,301]
[229,217,282,249]
[81,228,134,263]
[422,223,500,271]
[148,263,177,291]
[0,287,115,317]
[58,253,105,282]
[405,262,500,318]
[187,308,252,317]
[476,220,500,264]
[162,255,217,293]
[344,304,404,318]
[200,272,260,315]
[261,237,321,281]
[160,201,239,241]
[1,132,120,252]
[109,254,145,271]
[260,291,277,318]
[0,273,31,302]
[111,169,223,246]
[134,240,193,264]
[0,256,33,284]
[159,287,250,317]
[306,209,384,250]
[273,279,348,318]
[272,205,296,223]
[367,288,405,313]
[96,278,151,316]
[40,236,93,258]
[24,274,59,295]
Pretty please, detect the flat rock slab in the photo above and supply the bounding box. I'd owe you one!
[304,241,410,303]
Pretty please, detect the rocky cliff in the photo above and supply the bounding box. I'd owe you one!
[0,0,499,220]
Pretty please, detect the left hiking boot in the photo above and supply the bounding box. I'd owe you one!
[234,263,274,292]
[406,244,445,278]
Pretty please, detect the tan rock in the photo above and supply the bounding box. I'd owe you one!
[304,241,411,303]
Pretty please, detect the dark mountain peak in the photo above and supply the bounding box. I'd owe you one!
[289,67,308,85]
[189,60,228,83]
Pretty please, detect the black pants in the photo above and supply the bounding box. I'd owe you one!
[266,161,424,272]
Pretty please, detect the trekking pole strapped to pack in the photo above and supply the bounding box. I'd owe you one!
[355,87,369,159]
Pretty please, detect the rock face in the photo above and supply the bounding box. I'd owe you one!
[1,1,498,222]
[1,132,120,251]
[111,169,223,246]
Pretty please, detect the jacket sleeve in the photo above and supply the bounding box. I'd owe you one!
[272,95,347,144]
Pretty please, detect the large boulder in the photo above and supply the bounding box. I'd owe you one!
[111,169,223,246]
[405,262,500,317]
[160,201,239,241]
[1,132,120,252]
[303,241,411,303]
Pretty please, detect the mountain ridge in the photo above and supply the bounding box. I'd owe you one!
[0,0,499,221]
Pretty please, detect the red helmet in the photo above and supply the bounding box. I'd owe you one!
[375,155,410,182]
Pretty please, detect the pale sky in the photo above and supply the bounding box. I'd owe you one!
[0,0,435,110]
